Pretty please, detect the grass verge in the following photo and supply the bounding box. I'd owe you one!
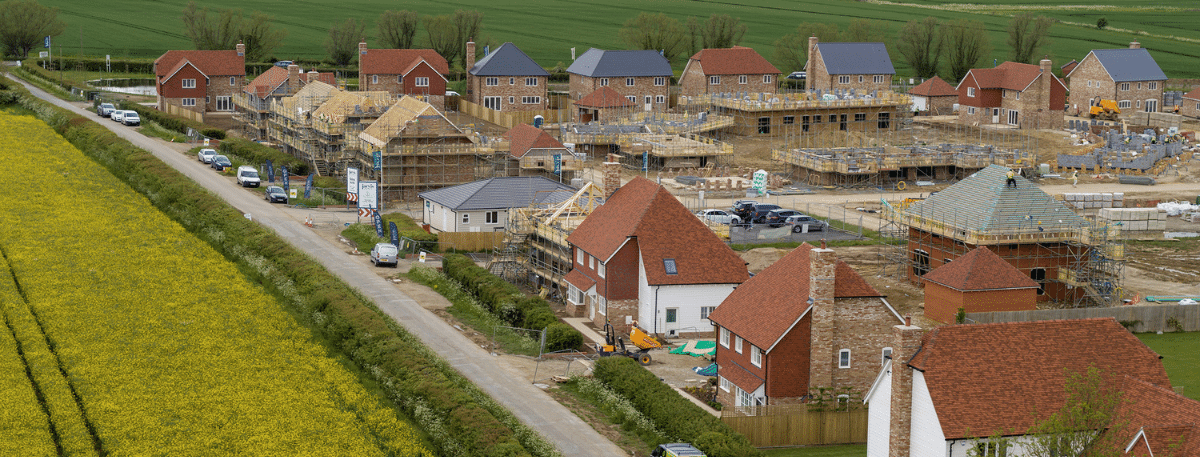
[1135,331,1200,401]
[406,266,543,357]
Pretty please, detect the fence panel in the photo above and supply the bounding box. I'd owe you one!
[436,231,504,252]
[966,304,1200,332]
[721,406,868,447]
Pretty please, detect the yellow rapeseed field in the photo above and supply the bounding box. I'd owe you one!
[0,113,429,455]
[0,267,57,456]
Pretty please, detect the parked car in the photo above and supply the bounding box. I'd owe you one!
[370,242,400,267]
[121,112,140,126]
[652,443,706,457]
[274,60,294,68]
[236,166,261,187]
[197,148,218,163]
[110,110,126,123]
[786,71,807,80]
[96,103,115,117]
[765,209,804,227]
[782,214,828,232]
[734,203,782,224]
[210,155,232,171]
[264,185,288,203]
[696,209,741,225]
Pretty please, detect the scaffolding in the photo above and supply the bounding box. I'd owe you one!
[490,182,605,295]
[309,90,392,176]
[774,144,1035,188]
[268,82,338,165]
[676,90,914,141]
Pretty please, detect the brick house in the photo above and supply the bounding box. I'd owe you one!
[805,37,895,94]
[573,86,636,123]
[357,42,448,107]
[1112,377,1200,456]
[568,48,672,113]
[907,76,957,115]
[465,41,549,112]
[501,123,581,180]
[154,44,246,114]
[956,60,1066,129]
[866,318,1174,457]
[921,247,1038,323]
[563,177,748,338]
[1181,87,1200,119]
[707,243,902,409]
[1065,42,1167,115]
[678,46,780,98]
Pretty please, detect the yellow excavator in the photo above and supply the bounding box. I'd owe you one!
[596,322,662,365]
[1089,99,1120,121]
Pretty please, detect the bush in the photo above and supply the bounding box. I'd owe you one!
[200,128,227,140]
[544,323,583,352]
[441,254,582,338]
[594,357,760,457]
[117,101,210,137]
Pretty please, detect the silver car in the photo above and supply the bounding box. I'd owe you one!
[197,148,218,163]
[370,243,400,267]
[783,214,829,232]
[696,209,742,225]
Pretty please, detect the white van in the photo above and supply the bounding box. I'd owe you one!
[122,112,140,126]
[236,166,261,188]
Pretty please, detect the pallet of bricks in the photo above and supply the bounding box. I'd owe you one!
[1063,192,1123,209]
[1097,207,1167,237]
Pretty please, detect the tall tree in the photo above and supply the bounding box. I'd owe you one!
[688,13,747,52]
[1024,366,1128,457]
[771,22,840,72]
[0,0,65,59]
[181,2,285,62]
[377,10,418,49]
[844,18,889,43]
[944,19,990,83]
[1007,13,1054,63]
[896,17,943,79]
[619,12,689,63]
[325,18,365,66]
[424,9,482,71]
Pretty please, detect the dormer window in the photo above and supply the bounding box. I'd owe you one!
[663,258,677,275]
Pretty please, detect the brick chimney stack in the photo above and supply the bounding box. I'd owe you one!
[888,317,924,457]
[466,40,477,72]
[307,71,319,83]
[1130,41,1141,49]
[1039,58,1052,123]
[236,42,245,57]
[287,64,300,92]
[806,36,819,74]
[808,245,837,389]
[603,153,621,198]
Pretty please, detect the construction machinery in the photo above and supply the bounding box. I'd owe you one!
[596,322,663,365]
[1089,99,1120,120]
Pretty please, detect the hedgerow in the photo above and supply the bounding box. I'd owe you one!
[441,254,579,342]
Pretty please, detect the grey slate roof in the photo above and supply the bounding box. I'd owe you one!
[1085,48,1167,82]
[905,165,1087,234]
[815,43,895,75]
[567,48,672,78]
[418,177,576,211]
[469,42,550,77]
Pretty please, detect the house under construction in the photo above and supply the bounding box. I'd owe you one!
[489,182,605,296]
[561,124,735,171]
[359,96,500,201]
[879,165,1124,308]
[774,143,1035,188]
[676,90,913,138]
[308,89,393,176]
[268,81,337,164]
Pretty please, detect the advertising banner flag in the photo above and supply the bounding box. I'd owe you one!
[304,174,314,199]
[373,212,384,237]
[389,222,400,248]
[282,166,290,194]
[265,159,274,183]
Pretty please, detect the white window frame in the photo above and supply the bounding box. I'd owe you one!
[719,327,730,348]
[229,76,235,86]
[1120,82,1130,91]
[839,349,851,368]
[182,78,196,89]
[968,87,976,97]
[700,306,714,320]
[1118,100,1132,109]
[597,261,605,278]
[599,78,609,86]
[882,347,893,365]
[509,77,515,85]
[709,75,720,85]
[626,95,636,104]
[397,75,403,84]
[626,77,635,86]
[371,75,378,84]
[763,74,772,83]
[874,75,887,83]
[654,76,666,86]
[750,345,761,367]
[415,77,429,87]
[1149,81,1158,90]
[644,95,651,105]
[655,95,665,104]
[461,213,469,224]
[521,96,541,104]
[968,106,976,115]
[665,307,677,323]
[485,211,499,224]
[485,77,499,86]
[576,248,584,265]
[738,75,747,84]
[484,96,501,110]
[738,387,752,407]
[181,98,196,107]
[734,336,743,354]
[525,77,538,86]
[215,96,232,111]
[1087,80,1093,87]
[508,96,515,104]
[719,375,731,392]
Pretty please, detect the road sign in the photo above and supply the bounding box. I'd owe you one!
[38,51,47,59]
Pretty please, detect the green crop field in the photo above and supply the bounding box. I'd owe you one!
[41,0,1200,78]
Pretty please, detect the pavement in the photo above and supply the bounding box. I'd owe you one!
[10,75,626,457]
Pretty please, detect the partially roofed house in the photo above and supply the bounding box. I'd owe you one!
[805,38,895,94]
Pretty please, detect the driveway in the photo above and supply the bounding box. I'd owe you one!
[10,76,624,457]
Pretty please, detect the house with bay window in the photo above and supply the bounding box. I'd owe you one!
[563,177,747,338]
[707,243,902,410]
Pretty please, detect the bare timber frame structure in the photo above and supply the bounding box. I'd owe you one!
[676,91,913,139]
[490,183,604,296]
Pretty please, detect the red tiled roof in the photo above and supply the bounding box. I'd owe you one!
[707,244,881,350]
[564,268,596,292]
[908,318,1170,439]
[1060,59,1079,76]
[922,247,1038,291]
[566,177,748,286]
[1183,87,1200,101]
[687,46,780,76]
[964,61,1052,91]
[311,72,337,85]
[155,49,245,78]
[244,66,290,98]
[361,49,449,75]
[720,359,765,393]
[573,86,634,108]
[503,124,567,159]
[908,76,957,97]
[1109,377,1200,456]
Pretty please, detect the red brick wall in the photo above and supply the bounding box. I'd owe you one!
[925,286,1036,323]
[957,80,1001,108]
[607,240,639,301]
[765,315,811,400]
[715,325,769,401]
[361,62,446,101]
[906,228,1085,302]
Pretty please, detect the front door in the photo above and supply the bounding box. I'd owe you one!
[992,108,1000,123]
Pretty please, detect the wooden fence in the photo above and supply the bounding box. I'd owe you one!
[436,231,504,252]
[458,100,567,129]
[721,405,868,447]
[160,103,205,123]
[966,304,1200,333]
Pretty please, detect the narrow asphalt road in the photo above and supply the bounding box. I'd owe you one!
[10,76,625,457]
